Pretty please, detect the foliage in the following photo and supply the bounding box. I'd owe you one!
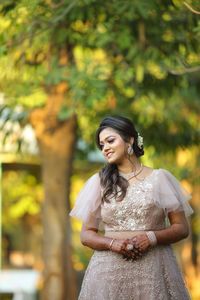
[1,169,43,268]
[0,0,199,152]
[0,2,199,295]
[2,170,43,237]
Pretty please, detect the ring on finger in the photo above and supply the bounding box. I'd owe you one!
[126,244,134,251]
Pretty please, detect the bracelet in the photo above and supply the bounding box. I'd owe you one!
[146,231,157,246]
[109,238,115,250]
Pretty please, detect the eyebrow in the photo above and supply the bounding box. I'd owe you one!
[99,135,116,144]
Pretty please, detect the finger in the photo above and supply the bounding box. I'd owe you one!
[121,244,126,251]
[131,237,137,243]
[124,239,130,244]
[135,242,147,250]
[133,244,141,251]
[137,241,149,248]
[134,246,143,254]
[133,249,143,258]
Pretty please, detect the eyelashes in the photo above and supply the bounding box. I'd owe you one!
[108,139,115,144]
[99,139,115,150]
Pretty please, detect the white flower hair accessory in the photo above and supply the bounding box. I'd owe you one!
[137,133,143,149]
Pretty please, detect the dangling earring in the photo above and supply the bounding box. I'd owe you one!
[127,145,134,155]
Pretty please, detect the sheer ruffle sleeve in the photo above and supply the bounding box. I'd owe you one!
[69,173,102,229]
[152,169,193,216]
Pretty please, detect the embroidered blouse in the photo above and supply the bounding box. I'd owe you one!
[69,169,193,231]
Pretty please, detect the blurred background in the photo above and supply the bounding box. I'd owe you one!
[0,0,199,299]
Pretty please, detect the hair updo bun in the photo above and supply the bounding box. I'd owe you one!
[133,134,144,157]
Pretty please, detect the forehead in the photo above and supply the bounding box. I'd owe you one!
[99,127,120,142]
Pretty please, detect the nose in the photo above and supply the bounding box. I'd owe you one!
[102,143,110,154]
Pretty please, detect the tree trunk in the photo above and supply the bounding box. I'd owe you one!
[30,86,77,300]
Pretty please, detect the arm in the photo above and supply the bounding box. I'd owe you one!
[80,224,112,251]
[80,224,130,256]
[154,211,189,244]
[130,169,192,252]
[130,211,189,252]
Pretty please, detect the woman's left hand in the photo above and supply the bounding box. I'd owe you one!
[129,234,151,253]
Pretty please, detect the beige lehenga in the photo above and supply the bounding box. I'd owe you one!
[70,169,193,300]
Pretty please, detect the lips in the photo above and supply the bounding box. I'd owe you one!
[106,152,114,158]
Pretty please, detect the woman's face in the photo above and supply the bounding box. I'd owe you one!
[99,127,128,164]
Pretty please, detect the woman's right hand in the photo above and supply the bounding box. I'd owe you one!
[110,238,129,254]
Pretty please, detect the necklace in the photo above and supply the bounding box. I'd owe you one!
[119,164,144,181]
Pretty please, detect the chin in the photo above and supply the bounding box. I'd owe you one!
[107,156,121,164]
[107,157,116,164]
[107,159,115,164]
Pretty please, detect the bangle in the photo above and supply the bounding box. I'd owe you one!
[146,231,157,246]
[109,238,115,250]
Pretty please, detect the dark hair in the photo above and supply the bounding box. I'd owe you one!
[96,116,144,203]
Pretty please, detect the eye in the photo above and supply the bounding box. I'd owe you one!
[99,144,104,150]
[99,138,115,150]
[108,138,115,144]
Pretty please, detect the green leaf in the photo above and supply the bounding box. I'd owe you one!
[58,106,75,121]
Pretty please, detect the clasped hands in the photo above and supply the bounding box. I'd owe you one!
[110,234,151,261]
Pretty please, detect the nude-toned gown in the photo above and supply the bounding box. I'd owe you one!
[70,169,193,300]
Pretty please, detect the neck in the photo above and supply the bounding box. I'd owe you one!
[117,157,141,174]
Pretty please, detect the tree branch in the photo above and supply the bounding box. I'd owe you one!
[183,2,200,15]
[169,65,200,75]
[6,0,79,50]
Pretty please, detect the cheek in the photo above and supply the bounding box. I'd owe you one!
[114,140,125,153]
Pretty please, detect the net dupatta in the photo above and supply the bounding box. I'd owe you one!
[152,169,193,217]
[69,173,102,229]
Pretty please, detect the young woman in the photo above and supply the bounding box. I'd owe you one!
[70,115,193,300]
